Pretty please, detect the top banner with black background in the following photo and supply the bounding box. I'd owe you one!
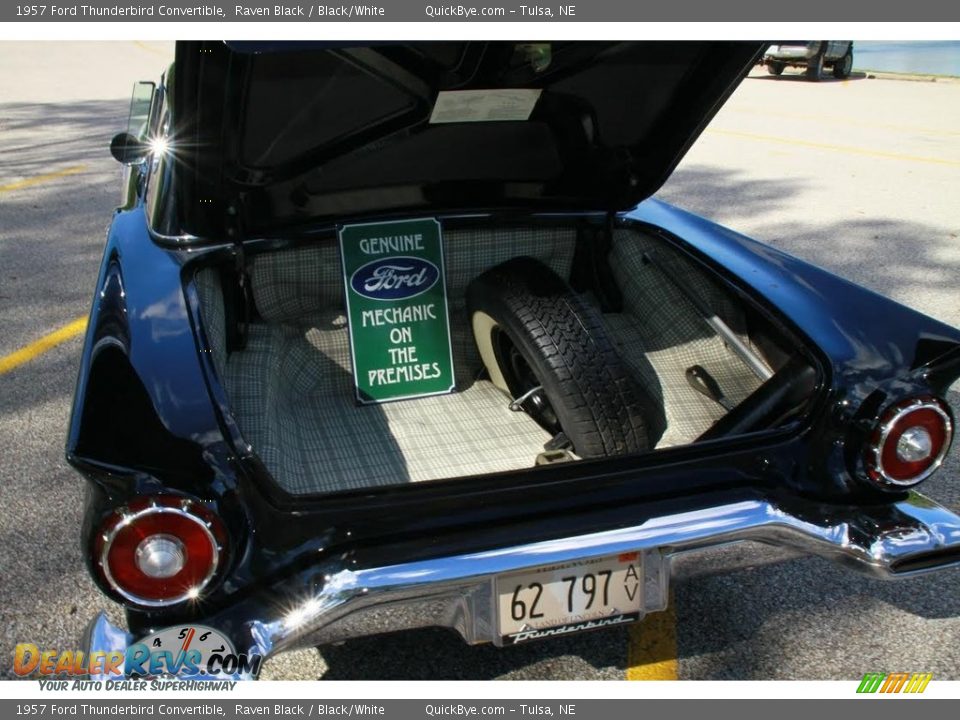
[4,0,960,21]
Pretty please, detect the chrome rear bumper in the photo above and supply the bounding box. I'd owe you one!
[83,490,960,678]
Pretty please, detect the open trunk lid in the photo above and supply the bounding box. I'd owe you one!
[170,41,765,238]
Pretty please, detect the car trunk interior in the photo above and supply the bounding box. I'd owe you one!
[193,221,813,496]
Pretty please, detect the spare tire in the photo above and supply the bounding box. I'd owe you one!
[466,257,664,458]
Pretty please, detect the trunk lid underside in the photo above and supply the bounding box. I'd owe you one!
[172,41,765,238]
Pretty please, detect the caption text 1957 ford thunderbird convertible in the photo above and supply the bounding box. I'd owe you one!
[70,41,960,677]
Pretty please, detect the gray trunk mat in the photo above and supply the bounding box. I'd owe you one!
[224,319,553,495]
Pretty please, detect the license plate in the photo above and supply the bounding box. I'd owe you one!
[496,552,643,645]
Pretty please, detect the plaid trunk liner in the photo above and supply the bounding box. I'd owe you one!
[224,319,554,494]
[195,227,766,495]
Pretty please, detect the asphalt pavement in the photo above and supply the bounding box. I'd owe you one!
[0,44,958,682]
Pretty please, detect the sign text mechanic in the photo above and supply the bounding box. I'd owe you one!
[339,218,455,403]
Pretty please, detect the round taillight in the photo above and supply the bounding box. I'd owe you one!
[865,397,953,488]
[95,496,226,607]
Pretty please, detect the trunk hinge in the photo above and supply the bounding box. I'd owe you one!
[593,212,623,312]
[225,202,251,351]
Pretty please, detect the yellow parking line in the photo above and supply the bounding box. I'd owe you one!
[0,317,88,375]
[706,128,960,167]
[627,603,678,680]
[0,165,87,193]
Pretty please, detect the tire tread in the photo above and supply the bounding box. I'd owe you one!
[467,258,661,457]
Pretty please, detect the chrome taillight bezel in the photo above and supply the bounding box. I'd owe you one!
[95,496,225,608]
[865,397,953,488]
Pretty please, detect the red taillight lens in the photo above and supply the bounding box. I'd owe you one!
[94,496,226,607]
[865,397,953,488]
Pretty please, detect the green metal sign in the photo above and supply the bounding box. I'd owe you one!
[339,218,456,404]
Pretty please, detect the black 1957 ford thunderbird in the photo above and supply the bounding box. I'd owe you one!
[69,41,960,677]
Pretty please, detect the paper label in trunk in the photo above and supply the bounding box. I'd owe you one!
[339,218,456,404]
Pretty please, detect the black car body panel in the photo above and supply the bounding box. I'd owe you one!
[68,41,960,669]
[68,199,960,628]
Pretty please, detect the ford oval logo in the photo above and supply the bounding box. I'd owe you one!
[350,256,440,301]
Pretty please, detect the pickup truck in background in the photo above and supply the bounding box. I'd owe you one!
[764,42,854,80]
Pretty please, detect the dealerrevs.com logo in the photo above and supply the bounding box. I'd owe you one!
[14,624,261,689]
[857,672,933,694]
